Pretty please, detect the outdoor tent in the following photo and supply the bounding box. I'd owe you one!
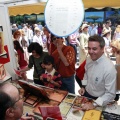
[0,0,43,80]
[0,0,119,80]
[8,0,120,16]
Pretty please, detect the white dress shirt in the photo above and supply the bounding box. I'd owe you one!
[89,27,98,36]
[82,54,117,106]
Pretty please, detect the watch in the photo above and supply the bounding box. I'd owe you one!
[92,102,98,107]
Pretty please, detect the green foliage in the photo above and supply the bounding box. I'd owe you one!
[12,15,24,24]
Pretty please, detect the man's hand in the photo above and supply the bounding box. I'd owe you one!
[57,43,63,52]
[78,87,85,95]
[47,76,51,82]
[81,102,95,111]
[40,76,43,81]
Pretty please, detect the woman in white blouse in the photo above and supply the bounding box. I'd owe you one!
[79,24,89,65]
[33,27,43,48]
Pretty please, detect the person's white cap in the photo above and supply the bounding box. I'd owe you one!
[102,29,111,36]
[81,24,89,30]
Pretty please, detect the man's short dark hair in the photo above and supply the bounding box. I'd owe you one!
[88,35,105,48]
[0,91,15,120]
[28,42,43,55]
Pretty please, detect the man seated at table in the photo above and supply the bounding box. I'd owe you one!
[0,82,35,120]
[78,35,117,110]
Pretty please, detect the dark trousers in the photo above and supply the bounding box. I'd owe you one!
[83,90,98,100]
[84,90,119,101]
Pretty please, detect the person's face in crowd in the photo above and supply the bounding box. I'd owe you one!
[88,41,104,61]
[4,84,23,120]
[14,33,21,40]
[108,22,111,27]
[83,26,88,32]
[32,50,39,58]
[106,22,111,27]
[36,31,40,36]
[52,37,63,46]
[43,28,49,37]
[44,63,53,72]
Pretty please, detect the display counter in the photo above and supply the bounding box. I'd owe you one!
[18,80,120,120]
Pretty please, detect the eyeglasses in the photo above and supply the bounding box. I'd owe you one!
[12,95,24,106]
[52,37,62,41]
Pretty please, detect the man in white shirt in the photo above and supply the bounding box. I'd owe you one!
[89,24,98,36]
[78,35,117,110]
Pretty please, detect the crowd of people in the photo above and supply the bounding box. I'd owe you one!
[11,20,120,93]
[1,20,119,119]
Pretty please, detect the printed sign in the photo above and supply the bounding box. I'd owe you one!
[45,0,84,37]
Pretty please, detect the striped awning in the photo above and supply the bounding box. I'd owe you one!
[83,0,120,9]
[8,0,120,16]
[8,3,46,16]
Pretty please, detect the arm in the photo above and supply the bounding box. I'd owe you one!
[78,87,85,95]
[50,73,62,88]
[17,54,20,63]
[20,113,35,120]
[17,50,21,64]
[58,50,69,66]
[76,38,80,46]
[50,79,61,87]
[19,55,33,72]
[57,45,69,66]
[19,66,30,72]
[46,75,61,87]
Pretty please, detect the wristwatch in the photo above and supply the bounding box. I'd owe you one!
[92,102,98,107]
